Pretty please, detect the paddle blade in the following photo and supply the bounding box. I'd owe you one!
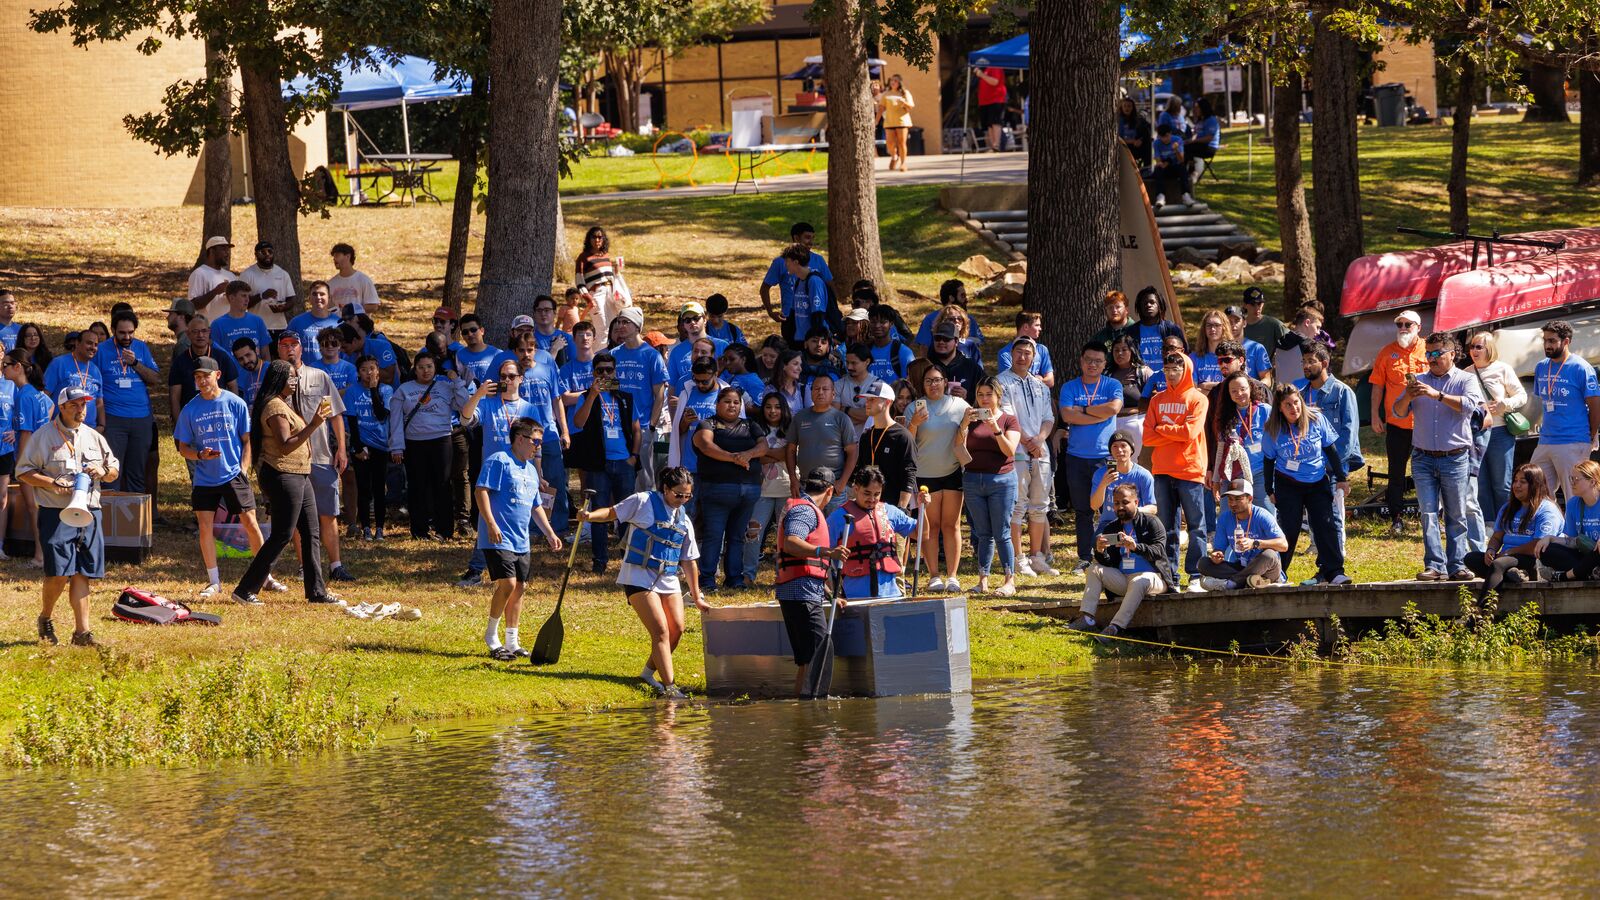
[527,605,564,665]
[803,632,835,699]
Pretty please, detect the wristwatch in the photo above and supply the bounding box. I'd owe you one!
[1250,538,1259,551]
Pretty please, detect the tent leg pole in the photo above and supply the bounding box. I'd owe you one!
[401,99,412,156]
[960,70,971,184]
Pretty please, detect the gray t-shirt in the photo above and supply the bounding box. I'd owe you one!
[290,363,347,465]
[786,406,853,476]
[913,394,970,478]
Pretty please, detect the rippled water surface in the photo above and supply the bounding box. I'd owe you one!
[6,666,1600,895]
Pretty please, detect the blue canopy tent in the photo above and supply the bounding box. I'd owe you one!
[285,52,471,158]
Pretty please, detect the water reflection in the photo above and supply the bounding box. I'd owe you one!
[6,667,1600,895]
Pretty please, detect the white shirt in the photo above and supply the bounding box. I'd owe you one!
[613,491,700,595]
[998,368,1054,459]
[238,264,296,330]
[187,264,235,307]
[327,270,381,315]
[1471,360,1528,429]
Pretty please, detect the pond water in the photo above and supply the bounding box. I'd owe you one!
[6,665,1600,895]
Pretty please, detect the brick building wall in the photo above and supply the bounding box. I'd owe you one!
[1374,26,1438,116]
[0,1,326,208]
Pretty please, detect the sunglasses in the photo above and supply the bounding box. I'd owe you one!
[461,326,481,334]
[1396,323,1417,330]
[1468,344,1486,351]
[681,314,703,322]
[1425,349,1449,359]
[593,368,616,375]
[1217,354,1239,362]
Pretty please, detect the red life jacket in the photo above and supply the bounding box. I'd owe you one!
[841,501,902,580]
[776,497,832,583]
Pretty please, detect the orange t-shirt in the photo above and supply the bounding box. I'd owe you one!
[1367,340,1427,428]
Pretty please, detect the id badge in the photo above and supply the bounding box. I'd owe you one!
[604,424,621,441]
[1120,554,1135,571]
[116,377,134,389]
[1546,400,1557,413]
[1248,441,1261,454]
[1284,458,1300,473]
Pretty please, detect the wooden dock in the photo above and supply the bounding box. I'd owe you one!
[1002,579,1600,648]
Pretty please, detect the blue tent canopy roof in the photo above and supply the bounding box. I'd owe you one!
[969,32,1030,70]
[965,30,1228,73]
[284,53,471,111]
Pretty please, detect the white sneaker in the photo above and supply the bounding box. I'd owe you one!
[947,576,963,592]
[1154,193,1166,207]
[1186,579,1208,593]
[1198,576,1233,592]
[640,666,664,692]
[1016,556,1037,577]
[1182,192,1196,205]
[198,582,220,599]
[263,575,289,593]
[1032,553,1060,577]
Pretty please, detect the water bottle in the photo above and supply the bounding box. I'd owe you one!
[1234,524,1246,555]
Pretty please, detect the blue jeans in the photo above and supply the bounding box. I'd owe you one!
[585,458,636,567]
[1063,454,1107,561]
[1154,474,1207,577]
[698,480,760,589]
[743,495,787,584]
[964,470,1018,576]
[1413,449,1472,574]
[1479,426,1515,527]
[543,439,569,541]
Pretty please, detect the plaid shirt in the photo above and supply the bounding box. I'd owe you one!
[997,369,1054,460]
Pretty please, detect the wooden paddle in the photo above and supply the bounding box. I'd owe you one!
[529,489,597,666]
[803,521,850,699]
[912,485,929,598]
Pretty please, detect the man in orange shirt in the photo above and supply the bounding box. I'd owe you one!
[1367,310,1427,535]
[1143,352,1209,590]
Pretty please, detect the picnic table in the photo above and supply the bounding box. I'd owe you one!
[361,153,452,204]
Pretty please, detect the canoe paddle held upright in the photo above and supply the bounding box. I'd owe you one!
[529,488,598,666]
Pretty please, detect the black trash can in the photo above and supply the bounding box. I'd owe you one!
[1374,82,1407,127]
[908,126,925,155]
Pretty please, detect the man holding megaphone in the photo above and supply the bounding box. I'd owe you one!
[17,386,120,647]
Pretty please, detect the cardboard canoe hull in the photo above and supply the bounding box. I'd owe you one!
[1435,246,1600,332]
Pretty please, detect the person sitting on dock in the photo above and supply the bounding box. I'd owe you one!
[1546,460,1600,582]
[1071,483,1173,641]
[777,466,851,697]
[1467,463,1562,599]
[825,466,917,600]
[1198,479,1287,590]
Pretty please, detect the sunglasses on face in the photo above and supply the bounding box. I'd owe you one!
[1217,354,1239,362]
[462,326,481,334]
[1425,349,1449,359]
[1468,344,1486,351]
[1396,323,1417,330]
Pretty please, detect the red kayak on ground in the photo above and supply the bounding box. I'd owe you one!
[1341,227,1600,318]
[1435,246,1600,332]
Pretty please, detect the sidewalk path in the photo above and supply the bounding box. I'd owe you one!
[563,151,1028,203]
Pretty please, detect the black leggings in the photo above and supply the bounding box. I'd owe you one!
[405,437,454,538]
[1541,543,1600,580]
[236,465,325,600]
[1275,477,1344,581]
[1464,552,1537,596]
[354,451,389,530]
[1384,425,1413,520]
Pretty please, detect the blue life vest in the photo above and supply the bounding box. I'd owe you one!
[622,492,689,574]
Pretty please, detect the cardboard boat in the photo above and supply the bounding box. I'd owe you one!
[1435,245,1600,332]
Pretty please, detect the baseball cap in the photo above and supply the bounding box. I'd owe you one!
[1223,479,1254,498]
[277,331,301,346]
[867,381,895,401]
[204,235,233,250]
[254,240,273,252]
[1395,310,1422,326]
[194,356,220,373]
[679,301,706,319]
[642,331,670,348]
[845,307,870,322]
[616,307,645,331]
[432,306,458,321]
[1242,286,1265,304]
[1224,305,1247,319]
[933,322,959,340]
[510,315,535,330]
[57,386,92,406]
[168,297,196,316]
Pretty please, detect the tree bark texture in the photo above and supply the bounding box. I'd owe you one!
[1522,62,1571,123]
[1272,73,1316,310]
[444,83,487,312]
[238,58,303,299]
[1447,56,1475,233]
[1310,9,1364,327]
[478,0,563,344]
[200,35,233,266]
[1028,0,1121,374]
[603,51,642,132]
[819,0,886,295]
[1580,70,1600,185]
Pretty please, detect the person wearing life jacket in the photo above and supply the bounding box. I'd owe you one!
[826,465,916,600]
[776,465,851,697]
[581,465,708,700]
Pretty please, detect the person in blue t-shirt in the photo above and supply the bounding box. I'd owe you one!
[760,222,833,336]
[454,313,513,385]
[230,337,265,405]
[528,294,574,368]
[308,325,358,394]
[606,307,668,491]
[476,418,563,661]
[1532,320,1600,502]
[995,311,1053,387]
[667,302,730,386]
[702,293,745,346]
[1467,462,1562,598]
[1090,431,1157,526]
[1188,97,1221,180]
[285,281,342,358]
[1132,288,1186,366]
[45,328,103,429]
[558,321,597,434]
[345,355,393,540]
[777,243,835,346]
[1262,384,1348,586]
[0,291,18,352]
[96,311,161,493]
[210,282,272,367]
[1545,458,1600,582]
[173,357,261,598]
[341,315,400,386]
[1150,123,1192,207]
[1060,342,1125,562]
[1198,480,1288,590]
[864,306,914,384]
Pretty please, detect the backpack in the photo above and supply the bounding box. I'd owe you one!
[781,269,844,347]
[113,587,222,626]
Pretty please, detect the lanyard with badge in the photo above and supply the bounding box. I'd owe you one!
[1544,358,1566,414]
[1283,426,1305,473]
[1120,522,1137,570]
[53,420,84,476]
[600,393,622,441]
[1237,404,1261,454]
[115,343,136,390]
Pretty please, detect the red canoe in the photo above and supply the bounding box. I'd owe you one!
[1434,246,1600,332]
[1341,227,1600,318]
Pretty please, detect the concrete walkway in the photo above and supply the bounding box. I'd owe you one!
[563,151,1029,203]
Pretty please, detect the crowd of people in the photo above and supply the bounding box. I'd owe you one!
[1117,94,1224,207]
[16,220,1584,693]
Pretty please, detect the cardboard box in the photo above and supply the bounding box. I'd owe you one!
[3,488,151,563]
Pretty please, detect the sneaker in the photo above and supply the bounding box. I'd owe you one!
[1181,192,1196,205]
[641,666,664,692]
[1329,574,1354,586]
[345,524,361,540]
[1073,559,1091,573]
[232,591,263,605]
[1299,576,1322,587]
[1016,556,1037,578]
[37,616,57,645]
[27,558,43,569]
[1389,519,1406,536]
[1186,579,1208,593]
[70,631,101,648]
[455,571,487,588]
[994,583,1017,598]
[374,527,386,542]
[1154,193,1166,207]
[197,582,221,599]
[1094,623,1123,646]
[1198,576,1233,592]
[1416,569,1445,582]
[307,593,342,604]
[591,560,607,575]
[362,527,373,541]
[1502,568,1528,586]
[330,565,357,583]
[1066,615,1097,631]
[660,684,689,701]
[1246,573,1274,589]
[929,576,948,592]
[1032,554,1060,577]
[947,576,963,592]
[263,576,289,593]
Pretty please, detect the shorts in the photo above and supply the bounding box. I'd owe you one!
[484,548,532,582]
[310,463,341,517]
[918,469,964,494]
[979,103,1006,129]
[779,598,828,666]
[191,472,257,514]
[0,453,14,478]
[620,582,656,602]
[40,505,105,579]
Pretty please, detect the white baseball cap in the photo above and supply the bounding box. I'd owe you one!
[204,235,234,250]
[1394,310,1422,326]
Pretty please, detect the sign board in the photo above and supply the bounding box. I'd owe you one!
[1203,64,1242,94]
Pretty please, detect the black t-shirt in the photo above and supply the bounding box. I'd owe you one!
[695,417,767,484]
[168,345,241,413]
[570,389,635,471]
[858,422,918,503]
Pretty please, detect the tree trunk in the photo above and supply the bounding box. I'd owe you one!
[199,34,233,266]
[1580,69,1600,185]
[1523,62,1571,123]
[238,57,303,301]
[1029,0,1121,371]
[605,51,641,132]
[1310,8,1364,328]
[1447,56,1475,233]
[478,0,563,344]
[819,0,885,293]
[444,82,487,312]
[1272,72,1316,310]
[554,196,570,279]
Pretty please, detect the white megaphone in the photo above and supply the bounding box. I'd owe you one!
[61,472,94,527]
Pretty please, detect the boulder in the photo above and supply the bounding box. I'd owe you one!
[1169,246,1209,268]
[1216,242,1258,264]
[1251,262,1286,282]
[1005,260,1028,276]
[957,254,1007,280]
[1254,249,1284,263]
[1213,255,1257,282]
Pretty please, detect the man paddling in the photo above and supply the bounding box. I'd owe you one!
[776,466,850,696]
[825,466,916,599]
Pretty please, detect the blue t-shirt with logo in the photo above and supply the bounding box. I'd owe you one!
[346,333,401,385]
[236,363,264,405]
[15,384,52,434]
[1497,499,1561,552]
[44,355,102,424]
[611,342,669,425]
[996,340,1051,379]
[286,311,342,358]
[1213,505,1283,566]
[1264,413,1338,484]
[763,252,833,317]
[593,392,632,461]
[667,336,730,387]
[1189,352,1223,387]
[1563,496,1600,542]
[93,339,157,418]
[1534,354,1600,445]
[867,340,914,383]
[1091,463,1156,525]
[475,450,544,554]
[1136,324,1168,366]
[0,381,15,455]
[1227,402,1270,473]
[558,357,594,432]
[705,320,746,345]
[1060,377,1119,459]
[173,390,251,487]
[1244,339,1273,379]
[456,344,513,386]
[211,312,271,361]
[728,372,767,408]
[675,384,724,473]
[310,357,358,395]
[474,395,536,457]
[1115,520,1158,574]
[0,323,19,352]
[345,381,392,452]
[517,350,563,440]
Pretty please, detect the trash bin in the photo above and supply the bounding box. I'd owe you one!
[1374,82,1407,127]
[908,126,925,155]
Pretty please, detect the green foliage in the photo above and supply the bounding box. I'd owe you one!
[807,0,997,71]
[1297,597,1600,668]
